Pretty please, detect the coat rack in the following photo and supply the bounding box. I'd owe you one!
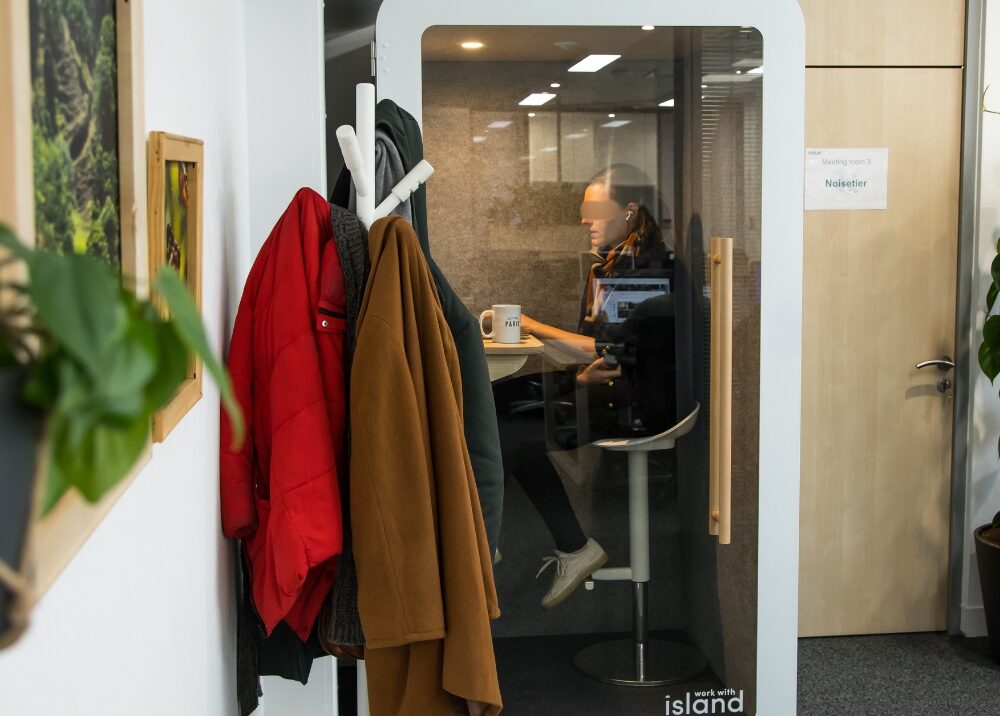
[335,82,434,716]
[335,83,434,229]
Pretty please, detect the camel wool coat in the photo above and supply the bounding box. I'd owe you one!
[350,216,501,715]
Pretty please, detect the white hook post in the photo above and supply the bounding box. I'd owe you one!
[355,83,376,227]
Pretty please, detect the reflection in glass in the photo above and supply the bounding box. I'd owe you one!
[423,24,762,713]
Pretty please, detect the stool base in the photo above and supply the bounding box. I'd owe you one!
[573,637,708,687]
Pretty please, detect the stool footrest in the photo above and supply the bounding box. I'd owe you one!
[591,567,634,581]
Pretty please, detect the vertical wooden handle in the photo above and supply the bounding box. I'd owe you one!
[709,237,733,545]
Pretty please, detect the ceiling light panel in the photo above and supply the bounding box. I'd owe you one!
[568,54,621,73]
[519,92,557,106]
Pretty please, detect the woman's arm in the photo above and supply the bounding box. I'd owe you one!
[521,314,597,362]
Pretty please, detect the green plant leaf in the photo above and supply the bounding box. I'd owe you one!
[979,341,1000,383]
[23,352,61,408]
[26,250,126,378]
[92,318,159,420]
[992,255,1000,292]
[41,448,71,516]
[154,268,244,447]
[989,283,1000,314]
[49,411,149,503]
[993,511,1000,529]
[986,315,1000,349]
[0,224,30,260]
[142,320,188,414]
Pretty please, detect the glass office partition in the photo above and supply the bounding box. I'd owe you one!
[422,24,762,715]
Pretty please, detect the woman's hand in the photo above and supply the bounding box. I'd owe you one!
[576,357,622,385]
[520,314,539,334]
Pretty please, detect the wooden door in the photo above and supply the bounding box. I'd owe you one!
[797,0,965,67]
[798,67,963,636]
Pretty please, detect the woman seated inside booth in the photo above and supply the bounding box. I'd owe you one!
[493,163,676,609]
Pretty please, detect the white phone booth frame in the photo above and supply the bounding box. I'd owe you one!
[375,1,805,713]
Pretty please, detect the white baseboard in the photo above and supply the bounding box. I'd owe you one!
[961,606,988,637]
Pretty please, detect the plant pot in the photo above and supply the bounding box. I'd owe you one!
[0,366,42,650]
[974,523,1000,662]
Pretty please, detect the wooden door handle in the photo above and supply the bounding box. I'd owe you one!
[709,237,733,545]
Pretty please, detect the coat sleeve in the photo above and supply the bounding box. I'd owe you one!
[220,287,257,539]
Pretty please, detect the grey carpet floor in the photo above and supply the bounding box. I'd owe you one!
[798,633,1000,715]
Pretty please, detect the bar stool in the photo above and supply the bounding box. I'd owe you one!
[574,403,708,686]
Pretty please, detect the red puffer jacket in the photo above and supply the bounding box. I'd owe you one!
[220,188,346,640]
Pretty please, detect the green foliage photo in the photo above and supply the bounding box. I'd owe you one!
[30,0,121,266]
[0,225,244,514]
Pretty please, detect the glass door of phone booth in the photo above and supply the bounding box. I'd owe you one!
[375,2,804,714]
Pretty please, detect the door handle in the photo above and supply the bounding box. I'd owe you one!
[915,356,955,371]
[709,237,733,545]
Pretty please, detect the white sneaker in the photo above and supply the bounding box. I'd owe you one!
[537,538,609,609]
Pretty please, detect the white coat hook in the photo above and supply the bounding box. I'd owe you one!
[372,159,435,221]
[336,126,371,199]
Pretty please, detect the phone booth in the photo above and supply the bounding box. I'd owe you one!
[369,2,805,713]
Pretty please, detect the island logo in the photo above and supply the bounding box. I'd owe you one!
[665,688,744,715]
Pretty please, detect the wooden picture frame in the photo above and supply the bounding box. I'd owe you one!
[0,0,150,608]
[147,132,204,442]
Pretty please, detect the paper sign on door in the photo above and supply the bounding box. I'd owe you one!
[804,148,889,211]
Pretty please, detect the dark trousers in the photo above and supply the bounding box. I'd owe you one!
[494,376,588,554]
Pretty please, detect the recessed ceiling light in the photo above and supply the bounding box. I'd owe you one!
[747,66,763,75]
[659,98,675,108]
[641,25,655,31]
[487,120,512,129]
[701,84,708,89]
[733,58,763,68]
[527,112,536,117]
[564,132,588,140]
[550,82,561,88]
[608,113,616,118]
[568,54,621,73]
[472,135,487,143]
[541,146,559,153]
[519,92,557,106]
[601,119,631,128]
[460,41,484,50]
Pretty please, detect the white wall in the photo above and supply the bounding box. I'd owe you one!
[0,1,332,714]
[0,1,251,714]
[245,0,328,254]
[963,0,1000,637]
[243,4,334,711]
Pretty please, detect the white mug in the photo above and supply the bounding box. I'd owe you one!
[480,304,522,344]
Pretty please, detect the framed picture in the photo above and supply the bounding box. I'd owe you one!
[147,132,204,442]
[0,0,148,610]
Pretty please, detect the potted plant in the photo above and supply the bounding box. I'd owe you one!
[0,223,243,647]
[975,232,1000,661]
[975,86,1000,661]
